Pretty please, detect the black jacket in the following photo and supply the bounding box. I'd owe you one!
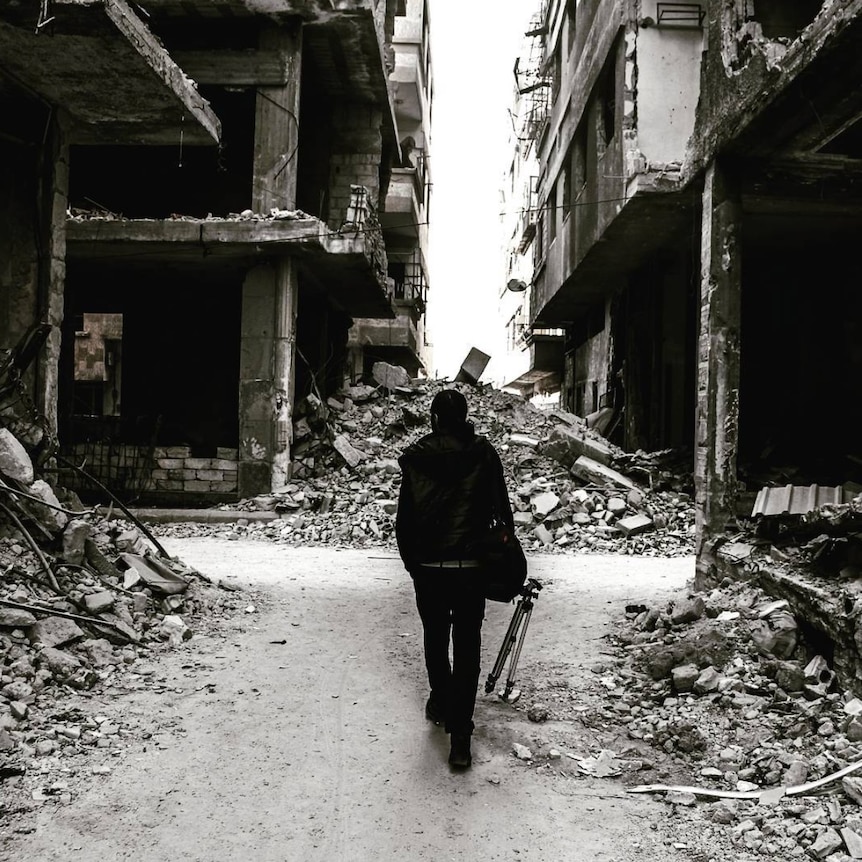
[395,427,514,572]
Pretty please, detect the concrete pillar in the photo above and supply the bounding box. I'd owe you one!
[272,257,298,489]
[238,22,301,496]
[695,160,742,587]
[36,111,70,439]
[238,265,276,498]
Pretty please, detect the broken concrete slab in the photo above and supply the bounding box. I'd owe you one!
[570,455,637,490]
[118,554,189,596]
[372,361,410,390]
[24,479,67,533]
[617,514,654,536]
[28,616,86,648]
[542,425,613,468]
[454,348,490,384]
[0,427,34,484]
[332,434,364,469]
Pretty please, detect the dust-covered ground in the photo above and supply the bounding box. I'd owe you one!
[1,542,698,862]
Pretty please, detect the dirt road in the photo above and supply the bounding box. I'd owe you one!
[5,541,694,862]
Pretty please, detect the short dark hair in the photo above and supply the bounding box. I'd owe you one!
[430,389,468,432]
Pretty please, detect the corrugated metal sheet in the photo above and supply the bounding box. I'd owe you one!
[752,484,852,517]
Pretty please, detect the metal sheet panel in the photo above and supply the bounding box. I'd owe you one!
[751,484,850,517]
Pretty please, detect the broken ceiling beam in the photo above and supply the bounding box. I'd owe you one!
[0,0,221,146]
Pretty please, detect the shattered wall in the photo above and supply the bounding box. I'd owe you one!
[327,103,386,228]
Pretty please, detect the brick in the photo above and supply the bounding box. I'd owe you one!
[185,458,213,470]
[151,469,169,480]
[197,469,224,481]
[184,480,212,493]
[158,458,184,469]
[165,446,191,458]
[214,458,238,471]
[216,447,239,460]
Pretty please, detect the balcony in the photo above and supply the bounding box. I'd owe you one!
[390,34,426,124]
[381,154,427,239]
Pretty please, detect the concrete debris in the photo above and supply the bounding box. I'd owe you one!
[531,572,862,859]
[0,428,34,485]
[0,424,248,816]
[179,378,697,558]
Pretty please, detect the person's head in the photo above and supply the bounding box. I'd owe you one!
[430,389,469,435]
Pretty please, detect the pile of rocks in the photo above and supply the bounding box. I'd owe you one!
[0,426,243,800]
[176,371,695,557]
[515,576,862,860]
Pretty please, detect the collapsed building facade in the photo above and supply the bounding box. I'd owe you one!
[507,0,862,577]
[0,0,433,506]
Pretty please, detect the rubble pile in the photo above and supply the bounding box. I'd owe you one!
[175,368,695,557]
[67,205,314,224]
[0,425,244,805]
[511,578,862,860]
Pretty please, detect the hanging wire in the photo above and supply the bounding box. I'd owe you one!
[178,114,185,168]
[36,0,55,32]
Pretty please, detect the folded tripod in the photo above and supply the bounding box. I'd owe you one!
[485,578,543,700]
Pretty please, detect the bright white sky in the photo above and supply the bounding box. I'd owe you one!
[425,2,534,380]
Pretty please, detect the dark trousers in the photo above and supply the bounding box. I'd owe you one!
[412,570,486,735]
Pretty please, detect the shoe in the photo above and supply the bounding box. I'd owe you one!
[448,733,472,769]
[425,697,445,725]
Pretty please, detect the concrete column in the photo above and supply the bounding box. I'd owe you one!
[252,22,301,213]
[239,22,301,496]
[695,160,742,587]
[238,265,276,498]
[272,257,298,489]
[36,110,70,439]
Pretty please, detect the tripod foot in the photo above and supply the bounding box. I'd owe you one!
[500,687,521,703]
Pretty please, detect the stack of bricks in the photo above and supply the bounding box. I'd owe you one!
[150,447,238,494]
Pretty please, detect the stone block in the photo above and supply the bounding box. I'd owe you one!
[0,428,34,484]
[617,514,654,536]
[157,458,184,470]
[372,361,410,390]
[38,647,82,677]
[184,480,213,493]
[61,519,90,565]
[185,458,213,470]
[29,616,85,648]
[26,479,67,532]
[671,663,700,693]
[197,469,224,481]
[0,607,38,627]
[84,591,115,614]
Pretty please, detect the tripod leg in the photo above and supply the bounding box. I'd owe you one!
[502,603,533,699]
[484,600,525,693]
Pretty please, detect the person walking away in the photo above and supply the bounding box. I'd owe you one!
[396,389,515,769]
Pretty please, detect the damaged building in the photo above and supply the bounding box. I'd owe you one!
[347,0,433,381]
[0,0,432,506]
[509,0,862,683]
[511,0,862,567]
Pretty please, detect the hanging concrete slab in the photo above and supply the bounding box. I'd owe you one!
[0,0,220,145]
